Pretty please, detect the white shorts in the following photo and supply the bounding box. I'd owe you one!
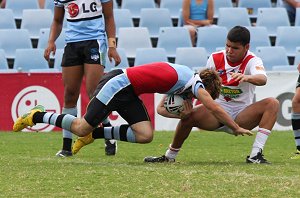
[215,99,248,135]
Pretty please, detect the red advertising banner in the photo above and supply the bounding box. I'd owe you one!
[0,73,154,131]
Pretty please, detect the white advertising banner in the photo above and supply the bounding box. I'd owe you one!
[155,71,299,131]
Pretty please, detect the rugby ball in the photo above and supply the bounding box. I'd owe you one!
[164,95,184,115]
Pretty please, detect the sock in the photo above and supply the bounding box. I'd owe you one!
[165,144,180,160]
[91,125,136,143]
[250,128,271,157]
[102,118,116,144]
[292,113,300,151]
[61,107,77,151]
[33,112,76,132]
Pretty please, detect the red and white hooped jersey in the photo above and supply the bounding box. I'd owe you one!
[206,50,267,106]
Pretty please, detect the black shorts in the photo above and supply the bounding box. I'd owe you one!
[297,74,300,88]
[84,69,150,127]
[61,40,106,67]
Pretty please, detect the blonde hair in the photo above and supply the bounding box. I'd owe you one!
[199,69,221,100]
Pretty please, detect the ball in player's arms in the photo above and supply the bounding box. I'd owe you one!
[164,95,185,115]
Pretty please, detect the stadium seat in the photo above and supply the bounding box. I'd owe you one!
[256,8,290,37]
[44,0,54,12]
[0,9,16,29]
[275,26,300,57]
[105,48,129,72]
[113,9,134,37]
[217,8,251,29]
[139,8,173,38]
[255,46,289,71]
[157,27,192,58]
[238,0,272,19]
[38,28,66,49]
[196,26,227,56]
[175,47,208,69]
[0,49,9,70]
[117,27,152,58]
[13,49,50,72]
[53,49,64,71]
[272,65,298,71]
[120,0,155,19]
[294,47,300,66]
[20,9,53,39]
[5,0,39,20]
[214,0,233,19]
[160,0,183,19]
[295,8,300,26]
[134,48,168,66]
[246,26,271,52]
[0,29,32,59]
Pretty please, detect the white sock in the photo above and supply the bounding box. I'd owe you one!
[294,130,300,148]
[250,128,271,157]
[165,144,180,159]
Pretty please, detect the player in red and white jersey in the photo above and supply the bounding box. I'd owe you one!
[145,26,279,164]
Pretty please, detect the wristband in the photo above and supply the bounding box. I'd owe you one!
[108,38,116,48]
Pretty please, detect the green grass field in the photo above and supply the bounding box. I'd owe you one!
[1,131,300,197]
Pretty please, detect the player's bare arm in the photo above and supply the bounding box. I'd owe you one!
[229,72,267,86]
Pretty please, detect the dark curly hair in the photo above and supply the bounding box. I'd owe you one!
[199,69,221,100]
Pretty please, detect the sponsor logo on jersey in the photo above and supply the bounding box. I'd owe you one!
[68,3,79,17]
[221,87,243,101]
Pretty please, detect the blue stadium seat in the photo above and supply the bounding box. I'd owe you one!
[5,0,39,20]
[117,27,152,58]
[0,49,9,70]
[217,7,251,29]
[256,8,290,37]
[157,27,192,58]
[295,8,300,26]
[121,0,155,19]
[255,46,289,71]
[238,0,272,19]
[44,0,54,12]
[139,8,173,38]
[38,28,66,50]
[214,0,233,19]
[113,9,134,37]
[272,65,298,71]
[196,26,227,56]
[0,29,32,59]
[134,48,168,66]
[294,47,300,66]
[13,49,51,72]
[275,26,300,57]
[0,9,16,29]
[21,9,53,39]
[160,0,183,19]
[105,48,129,72]
[246,26,271,52]
[175,47,208,69]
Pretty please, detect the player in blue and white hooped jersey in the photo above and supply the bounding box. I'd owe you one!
[44,0,120,157]
[13,62,252,154]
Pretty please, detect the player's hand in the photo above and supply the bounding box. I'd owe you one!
[179,100,193,120]
[229,72,249,83]
[233,127,253,136]
[108,47,121,66]
[44,42,56,61]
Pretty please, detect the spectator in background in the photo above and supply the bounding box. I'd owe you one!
[44,0,120,157]
[277,0,300,24]
[182,0,214,46]
[0,0,5,8]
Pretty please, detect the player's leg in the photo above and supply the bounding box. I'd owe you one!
[83,39,117,156]
[57,42,84,157]
[235,98,279,163]
[291,81,300,159]
[144,104,222,162]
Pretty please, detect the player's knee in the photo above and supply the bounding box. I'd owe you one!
[137,131,154,143]
[265,98,279,112]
